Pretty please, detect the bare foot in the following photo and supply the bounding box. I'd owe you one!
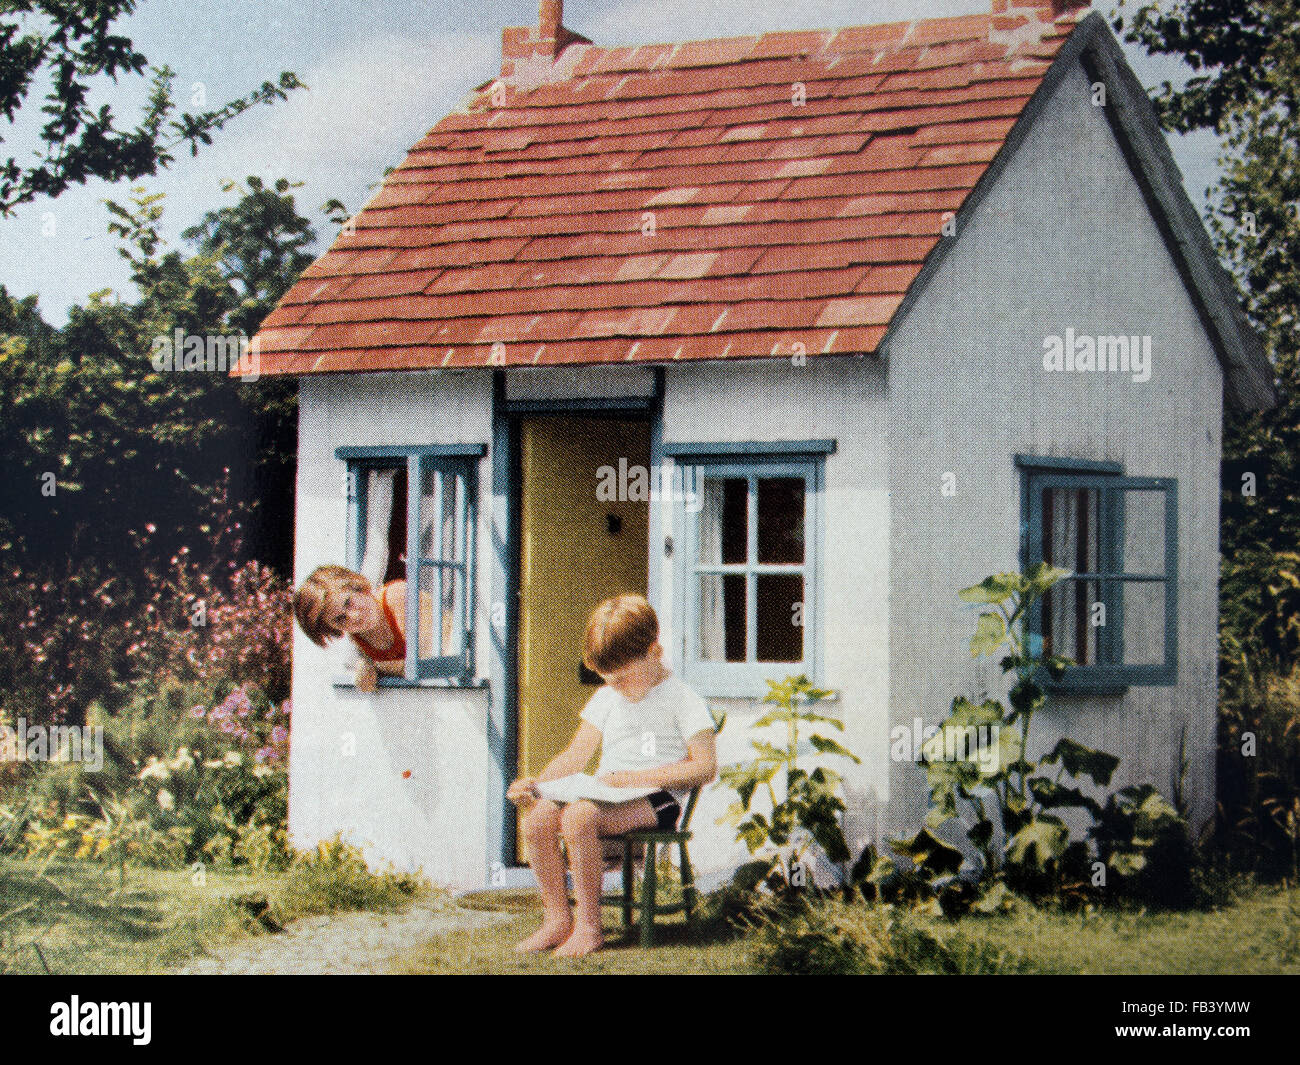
[553,924,603,958]
[514,919,572,954]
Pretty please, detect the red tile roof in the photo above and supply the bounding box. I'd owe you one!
[252,5,1086,375]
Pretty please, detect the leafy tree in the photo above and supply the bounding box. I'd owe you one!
[0,175,313,594]
[0,0,304,214]
[1116,1,1300,663]
[182,177,316,338]
[1117,1,1300,878]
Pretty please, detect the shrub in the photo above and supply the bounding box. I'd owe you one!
[0,472,292,731]
[754,898,1025,975]
[885,564,1195,912]
[1216,646,1300,881]
[270,836,428,921]
[716,675,858,891]
[12,728,289,871]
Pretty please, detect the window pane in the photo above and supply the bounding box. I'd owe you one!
[1042,578,1100,666]
[417,564,464,659]
[417,466,466,662]
[757,478,805,564]
[699,573,745,662]
[1120,580,1165,666]
[1119,489,1165,575]
[699,477,748,565]
[1041,487,1099,576]
[757,574,803,662]
[419,466,443,560]
[350,464,405,585]
[385,465,408,583]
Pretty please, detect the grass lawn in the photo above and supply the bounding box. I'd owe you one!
[0,852,431,975]
[952,883,1300,975]
[391,882,1300,975]
[0,856,284,974]
[5,854,1298,975]
[390,890,764,974]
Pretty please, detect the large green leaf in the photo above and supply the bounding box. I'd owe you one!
[948,696,1006,727]
[1024,561,1074,600]
[807,810,851,863]
[971,880,1017,914]
[889,828,964,876]
[1108,850,1147,876]
[1008,676,1044,715]
[1006,815,1069,869]
[718,760,779,808]
[809,766,842,793]
[731,858,778,891]
[716,800,748,827]
[959,573,1025,604]
[1042,738,1120,786]
[737,816,769,852]
[971,611,1008,657]
[808,734,861,763]
[1027,776,1102,817]
[985,726,1023,778]
[748,740,789,763]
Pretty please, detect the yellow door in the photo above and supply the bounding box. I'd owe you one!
[516,416,650,863]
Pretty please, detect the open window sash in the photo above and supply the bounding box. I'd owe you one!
[405,453,475,682]
[1025,472,1177,688]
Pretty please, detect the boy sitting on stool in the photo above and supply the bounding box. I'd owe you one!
[507,594,716,957]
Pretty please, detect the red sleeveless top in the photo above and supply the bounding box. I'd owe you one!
[352,583,406,663]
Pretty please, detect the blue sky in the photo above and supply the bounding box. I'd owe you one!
[0,0,1218,324]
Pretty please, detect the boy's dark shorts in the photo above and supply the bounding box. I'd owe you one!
[646,790,681,831]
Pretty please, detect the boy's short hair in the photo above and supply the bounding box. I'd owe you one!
[584,594,659,675]
[294,565,371,647]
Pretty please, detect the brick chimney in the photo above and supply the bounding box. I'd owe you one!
[502,0,591,76]
[991,0,1089,15]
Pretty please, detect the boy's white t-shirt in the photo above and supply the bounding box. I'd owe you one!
[580,672,716,808]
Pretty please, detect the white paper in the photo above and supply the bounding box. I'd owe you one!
[535,773,656,805]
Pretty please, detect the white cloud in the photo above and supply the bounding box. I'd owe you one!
[199,30,498,210]
[582,0,986,44]
[1,28,499,322]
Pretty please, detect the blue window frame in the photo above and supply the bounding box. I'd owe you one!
[670,448,826,697]
[1018,456,1177,690]
[337,445,484,685]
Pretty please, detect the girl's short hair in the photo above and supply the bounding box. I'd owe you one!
[583,594,659,675]
[294,565,371,647]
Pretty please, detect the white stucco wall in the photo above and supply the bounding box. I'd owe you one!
[290,371,495,887]
[658,359,891,879]
[881,59,1224,845]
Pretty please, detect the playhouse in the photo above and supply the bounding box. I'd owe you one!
[251,0,1274,888]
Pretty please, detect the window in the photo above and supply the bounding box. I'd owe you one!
[669,446,827,696]
[1018,457,1177,690]
[337,445,485,685]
